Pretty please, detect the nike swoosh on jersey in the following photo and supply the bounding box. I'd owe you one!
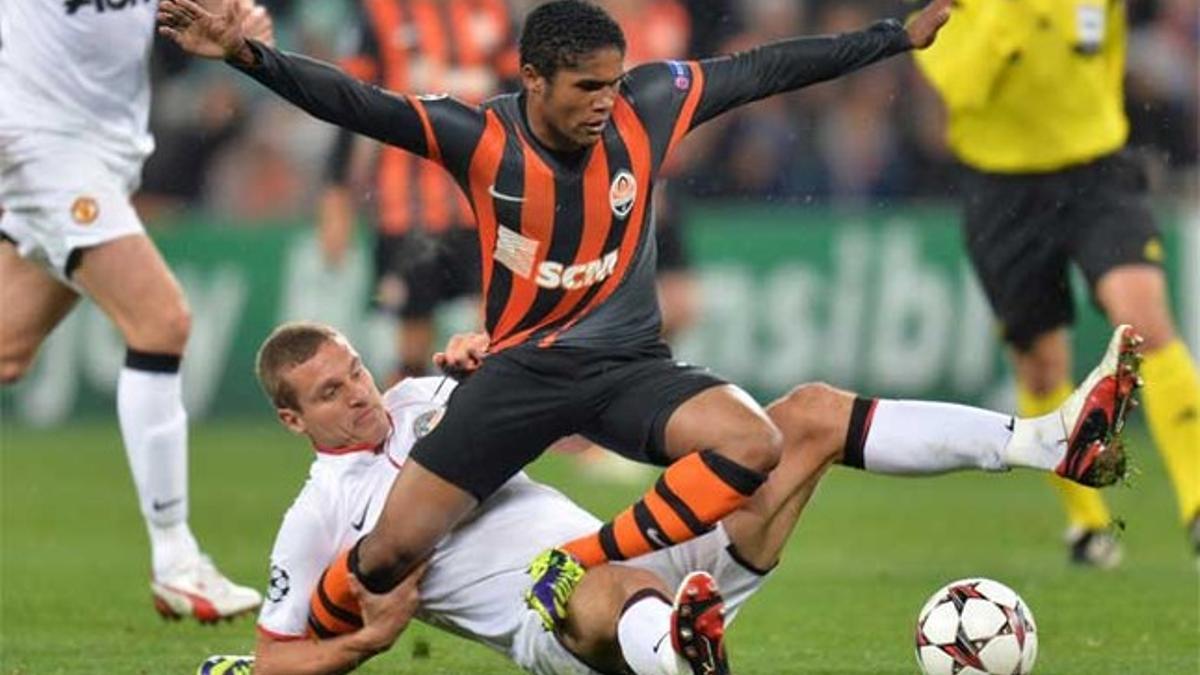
[351,497,372,531]
[488,184,525,203]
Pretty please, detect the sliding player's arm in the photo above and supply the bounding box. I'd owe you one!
[254,498,424,675]
[255,623,398,675]
[254,574,422,675]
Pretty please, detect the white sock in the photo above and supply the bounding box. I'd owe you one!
[859,399,1011,474]
[617,591,681,675]
[118,359,200,578]
[1004,410,1070,472]
[858,399,1066,475]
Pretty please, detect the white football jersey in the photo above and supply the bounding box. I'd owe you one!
[0,0,156,161]
[257,377,601,656]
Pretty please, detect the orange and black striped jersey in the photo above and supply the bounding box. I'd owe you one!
[236,19,911,352]
[327,0,518,234]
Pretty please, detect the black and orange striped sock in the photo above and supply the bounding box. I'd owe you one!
[562,450,766,568]
[307,549,363,639]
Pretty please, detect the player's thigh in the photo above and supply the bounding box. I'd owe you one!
[72,234,191,353]
[408,354,580,501]
[441,227,482,298]
[0,239,78,376]
[661,383,781,470]
[1094,266,1177,349]
[1010,328,1073,395]
[961,168,1075,352]
[582,357,729,466]
[1066,152,1176,349]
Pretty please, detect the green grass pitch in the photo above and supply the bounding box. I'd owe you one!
[1,421,1196,674]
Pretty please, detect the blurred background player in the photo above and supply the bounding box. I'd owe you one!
[0,0,262,619]
[916,0,1200,566]
[317,0,519,380]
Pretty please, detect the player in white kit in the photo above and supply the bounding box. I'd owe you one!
[251,324,768,675]
[0,0,269,621]
[234,321,1140,675]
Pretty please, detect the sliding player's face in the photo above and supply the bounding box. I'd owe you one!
[277,338,389,449]
[530,46,624,149]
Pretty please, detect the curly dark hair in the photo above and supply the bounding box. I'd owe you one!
[519,0,626,80]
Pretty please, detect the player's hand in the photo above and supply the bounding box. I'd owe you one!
[433,332,489,379]
[905,0,952,50]
[350,560,428,653]
[236,0,275,48]
[157,0,252,62]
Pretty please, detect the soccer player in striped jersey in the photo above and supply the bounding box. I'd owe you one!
[228,321,1138,675]
[158,0,956,631]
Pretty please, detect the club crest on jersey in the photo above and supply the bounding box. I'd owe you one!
[609,170,637,219]
[71,196,99,225]
[413,406,446,439]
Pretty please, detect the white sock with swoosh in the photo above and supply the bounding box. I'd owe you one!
[617,590,680,675]
[119,363,199,578]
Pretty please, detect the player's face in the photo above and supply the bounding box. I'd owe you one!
[525,47,625,149]
[276,338,389,449]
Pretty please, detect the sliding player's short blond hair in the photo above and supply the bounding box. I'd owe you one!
[255,322,344,410]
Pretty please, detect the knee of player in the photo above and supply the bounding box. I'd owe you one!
[160,302,193,349]
[563,566,666,651]
[122,300,192,353]
[0,355,33,385]
[734,417,784,474]
[771,383,852,456]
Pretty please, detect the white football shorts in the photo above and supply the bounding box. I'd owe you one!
[0,131,145,286]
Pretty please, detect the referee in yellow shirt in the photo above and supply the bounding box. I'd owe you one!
[917,0,1199,567]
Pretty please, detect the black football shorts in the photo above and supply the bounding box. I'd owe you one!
[960,149,1162,351]
[408,341,726,501]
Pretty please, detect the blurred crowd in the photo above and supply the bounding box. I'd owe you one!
[138,0,1199,225]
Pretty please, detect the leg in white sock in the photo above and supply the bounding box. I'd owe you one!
[118,351,199,578]
[854,399,1067,475]
[617,591,681,675]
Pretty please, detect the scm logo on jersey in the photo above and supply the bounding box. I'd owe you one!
[609,170,636,219]
[536,250,619,290]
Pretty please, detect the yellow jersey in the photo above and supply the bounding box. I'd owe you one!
[915,0,1128,173]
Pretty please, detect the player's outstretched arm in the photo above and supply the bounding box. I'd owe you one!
[157,0,468,161]
[676,0,950,129]
[253,565,426,675]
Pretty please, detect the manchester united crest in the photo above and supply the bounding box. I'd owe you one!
[70,196,99,225]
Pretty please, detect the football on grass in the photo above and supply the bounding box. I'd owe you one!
[915,578,1038,675]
